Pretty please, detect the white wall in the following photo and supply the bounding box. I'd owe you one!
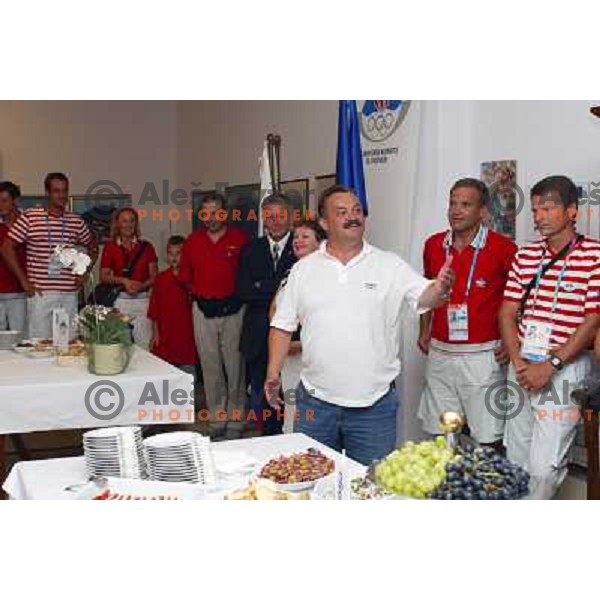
[472,100,600,243]
[176,100,338,233]
[0,100,178,255]
[3,100,598,254]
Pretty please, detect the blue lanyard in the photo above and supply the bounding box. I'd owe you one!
[444,225,486,302]
[46,212,66,247]
[531,237,579,318]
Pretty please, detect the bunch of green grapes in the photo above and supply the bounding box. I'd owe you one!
[375,437,453,499]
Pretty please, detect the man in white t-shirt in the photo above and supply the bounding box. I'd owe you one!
[266,185,454,465]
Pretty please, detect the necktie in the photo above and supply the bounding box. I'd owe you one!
[272,243,280,270]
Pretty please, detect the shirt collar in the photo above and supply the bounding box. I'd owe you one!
[443,224,488,251]
[319,239,372,266]
[268,232,290,252]
[117,236,138,246]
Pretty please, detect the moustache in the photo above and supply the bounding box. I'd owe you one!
[343,220,363,229]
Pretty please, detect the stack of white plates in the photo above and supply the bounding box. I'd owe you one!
[144,432,216,485]
[83,426,146,479]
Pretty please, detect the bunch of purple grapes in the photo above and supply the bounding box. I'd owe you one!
[429,446,529,500]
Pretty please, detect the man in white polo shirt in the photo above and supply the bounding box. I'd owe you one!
[0,172,97,339]
[266,185,454,465]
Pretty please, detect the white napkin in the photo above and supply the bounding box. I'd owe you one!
[213,450,257,476]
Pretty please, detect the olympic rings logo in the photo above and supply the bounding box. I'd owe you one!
[360,101,411,142]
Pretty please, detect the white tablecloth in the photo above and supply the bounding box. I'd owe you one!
[2,433,363,499]
[0,348,194,434]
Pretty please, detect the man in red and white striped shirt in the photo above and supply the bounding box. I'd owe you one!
[500,175,600,499]
[0,173,98,339]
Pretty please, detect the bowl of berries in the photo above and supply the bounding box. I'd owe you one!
[258,447,336,492]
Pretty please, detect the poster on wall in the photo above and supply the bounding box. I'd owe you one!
[357,100,419,259]
[314,174,335,213]
[71,194,132,245]
[192,181,310,239]
[281,178,309,223]
[19,196,47,211]
[480,160,517,239]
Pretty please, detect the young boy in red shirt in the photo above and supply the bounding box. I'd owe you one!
[148,236,198,375]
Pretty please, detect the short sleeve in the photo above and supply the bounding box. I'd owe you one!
[100,243,116,270]
[147,277,161,320]
[178,237,193,284]
[503,239,518,277]
[585,260,600,314]
[270,264,300,332]
[77,218,93,246]
[397,257,433,315]
[146,242,158,264]
[423,239,432,279]
[8,211,30,245]
[503,250,524,303]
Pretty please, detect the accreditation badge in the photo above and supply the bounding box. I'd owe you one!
[447,303,469,341]
[521,319,552,362]
[47,254,63,279]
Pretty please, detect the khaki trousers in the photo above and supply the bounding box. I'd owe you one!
[192,304,246,433]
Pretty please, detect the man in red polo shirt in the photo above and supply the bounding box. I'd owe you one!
[0,181,27,333]
[179,193,250,440]
[418,178,517,446]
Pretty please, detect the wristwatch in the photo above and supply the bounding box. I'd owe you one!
[550,355,564,371]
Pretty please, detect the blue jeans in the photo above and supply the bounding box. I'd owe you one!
[295,382,399,466]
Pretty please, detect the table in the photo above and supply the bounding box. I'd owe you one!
[2,433,363,499]
[0,347,194,434]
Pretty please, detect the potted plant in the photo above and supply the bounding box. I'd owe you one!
[78,306,134,375]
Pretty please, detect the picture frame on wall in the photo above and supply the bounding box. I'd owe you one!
[192,179,310,238]
[281,178,309,222]
[480,160,517,239]
[70,194,132,245]
[191,189,217,230]
[225,184,261,239]
[314,174,336,213]
[18,196,47,211]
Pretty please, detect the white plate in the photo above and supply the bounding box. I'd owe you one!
[268,477,327,493]
[84,427,142,438]
[12,344,33,354]
[144,431,207,449]
[73,477,206,500]
[27,349,54,359]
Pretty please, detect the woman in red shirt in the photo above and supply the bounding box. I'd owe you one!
[99,207,158,349]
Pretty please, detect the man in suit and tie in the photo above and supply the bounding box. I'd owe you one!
[237,194,296,435]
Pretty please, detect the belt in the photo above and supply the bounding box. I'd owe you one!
[431,338,499,355]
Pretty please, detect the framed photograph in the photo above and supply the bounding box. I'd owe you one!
[70,194,132,245]
[226,184,261,239]
[191,189,216,230]
[192,179,311,238]
[18,196,47,211]
[313,174,336,215]
[480,160,517,239]
[281,178,309,223]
